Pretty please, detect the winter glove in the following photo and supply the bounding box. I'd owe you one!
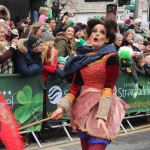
[95,96,112,121]
[57,93,75,113]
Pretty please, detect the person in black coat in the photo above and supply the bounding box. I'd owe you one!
[14,35,43,76]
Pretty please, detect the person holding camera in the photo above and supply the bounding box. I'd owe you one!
[46,15,68,36]
[0,23,17,73]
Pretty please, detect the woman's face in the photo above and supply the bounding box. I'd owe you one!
[114,39,123,46]
[137,39,144,45]
[48,40,54,48]
[126,34,133,43]
[64,27,74,39]
[0,26,5,41]
[36,26,43,38]
[90,24,109,49]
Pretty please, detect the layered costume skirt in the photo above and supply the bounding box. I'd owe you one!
[69,88,130,142]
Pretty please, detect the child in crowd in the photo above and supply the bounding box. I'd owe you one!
[38,7,48,24]
[57,56,66,71]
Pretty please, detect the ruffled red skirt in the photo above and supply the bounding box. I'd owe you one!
[69,89,130,141]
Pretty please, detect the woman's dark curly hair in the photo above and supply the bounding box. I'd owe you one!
[63,26,74,32]
[86,18,117,44]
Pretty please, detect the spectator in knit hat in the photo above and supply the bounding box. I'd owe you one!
[53,56,67,80]
[9,29,19,44]
[128,18,144,34]
[14,35,43,76]
[120,19,131,34]
[74,25,82,39]
[57,56,66,71]
[41,30,58,84]
[114,33,123,52]
[132,34,145,53]
[125,19,131,25]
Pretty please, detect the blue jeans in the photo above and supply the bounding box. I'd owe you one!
[31,11,39,24]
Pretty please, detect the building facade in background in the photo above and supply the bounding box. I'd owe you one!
[62,0,148,26]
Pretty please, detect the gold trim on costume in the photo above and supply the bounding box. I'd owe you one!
[73,120,116,142]
[87,55,107,66]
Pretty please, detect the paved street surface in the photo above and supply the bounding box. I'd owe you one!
[27,120,150,150]
[1,118,150,150]
[25,127,150,150]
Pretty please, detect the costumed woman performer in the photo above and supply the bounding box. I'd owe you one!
[51,18,130,150]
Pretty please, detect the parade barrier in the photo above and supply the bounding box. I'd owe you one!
[0,74,45,148]
[1,72,150,146]
[116,72,150,132]
[45,72,150,134]
[45,74,73,141]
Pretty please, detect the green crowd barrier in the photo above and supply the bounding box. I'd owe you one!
[1,72,150,131]
[116,72,150,115]
[0,74,45,132]
[46,74,71,123]
[46,72,150,117]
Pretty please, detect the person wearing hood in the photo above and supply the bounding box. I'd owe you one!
[51,18,129,150]
[55,26,75,58]
[0,5,10,22]
[14,35,43,76]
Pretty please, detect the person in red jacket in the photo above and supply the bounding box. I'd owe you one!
[41,30,58,84]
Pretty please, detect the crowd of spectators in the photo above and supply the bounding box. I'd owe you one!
[0,2,150,146]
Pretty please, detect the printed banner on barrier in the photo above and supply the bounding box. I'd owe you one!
[0,74,45,131]
[46,74,70,120]
[116,72,150,114]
